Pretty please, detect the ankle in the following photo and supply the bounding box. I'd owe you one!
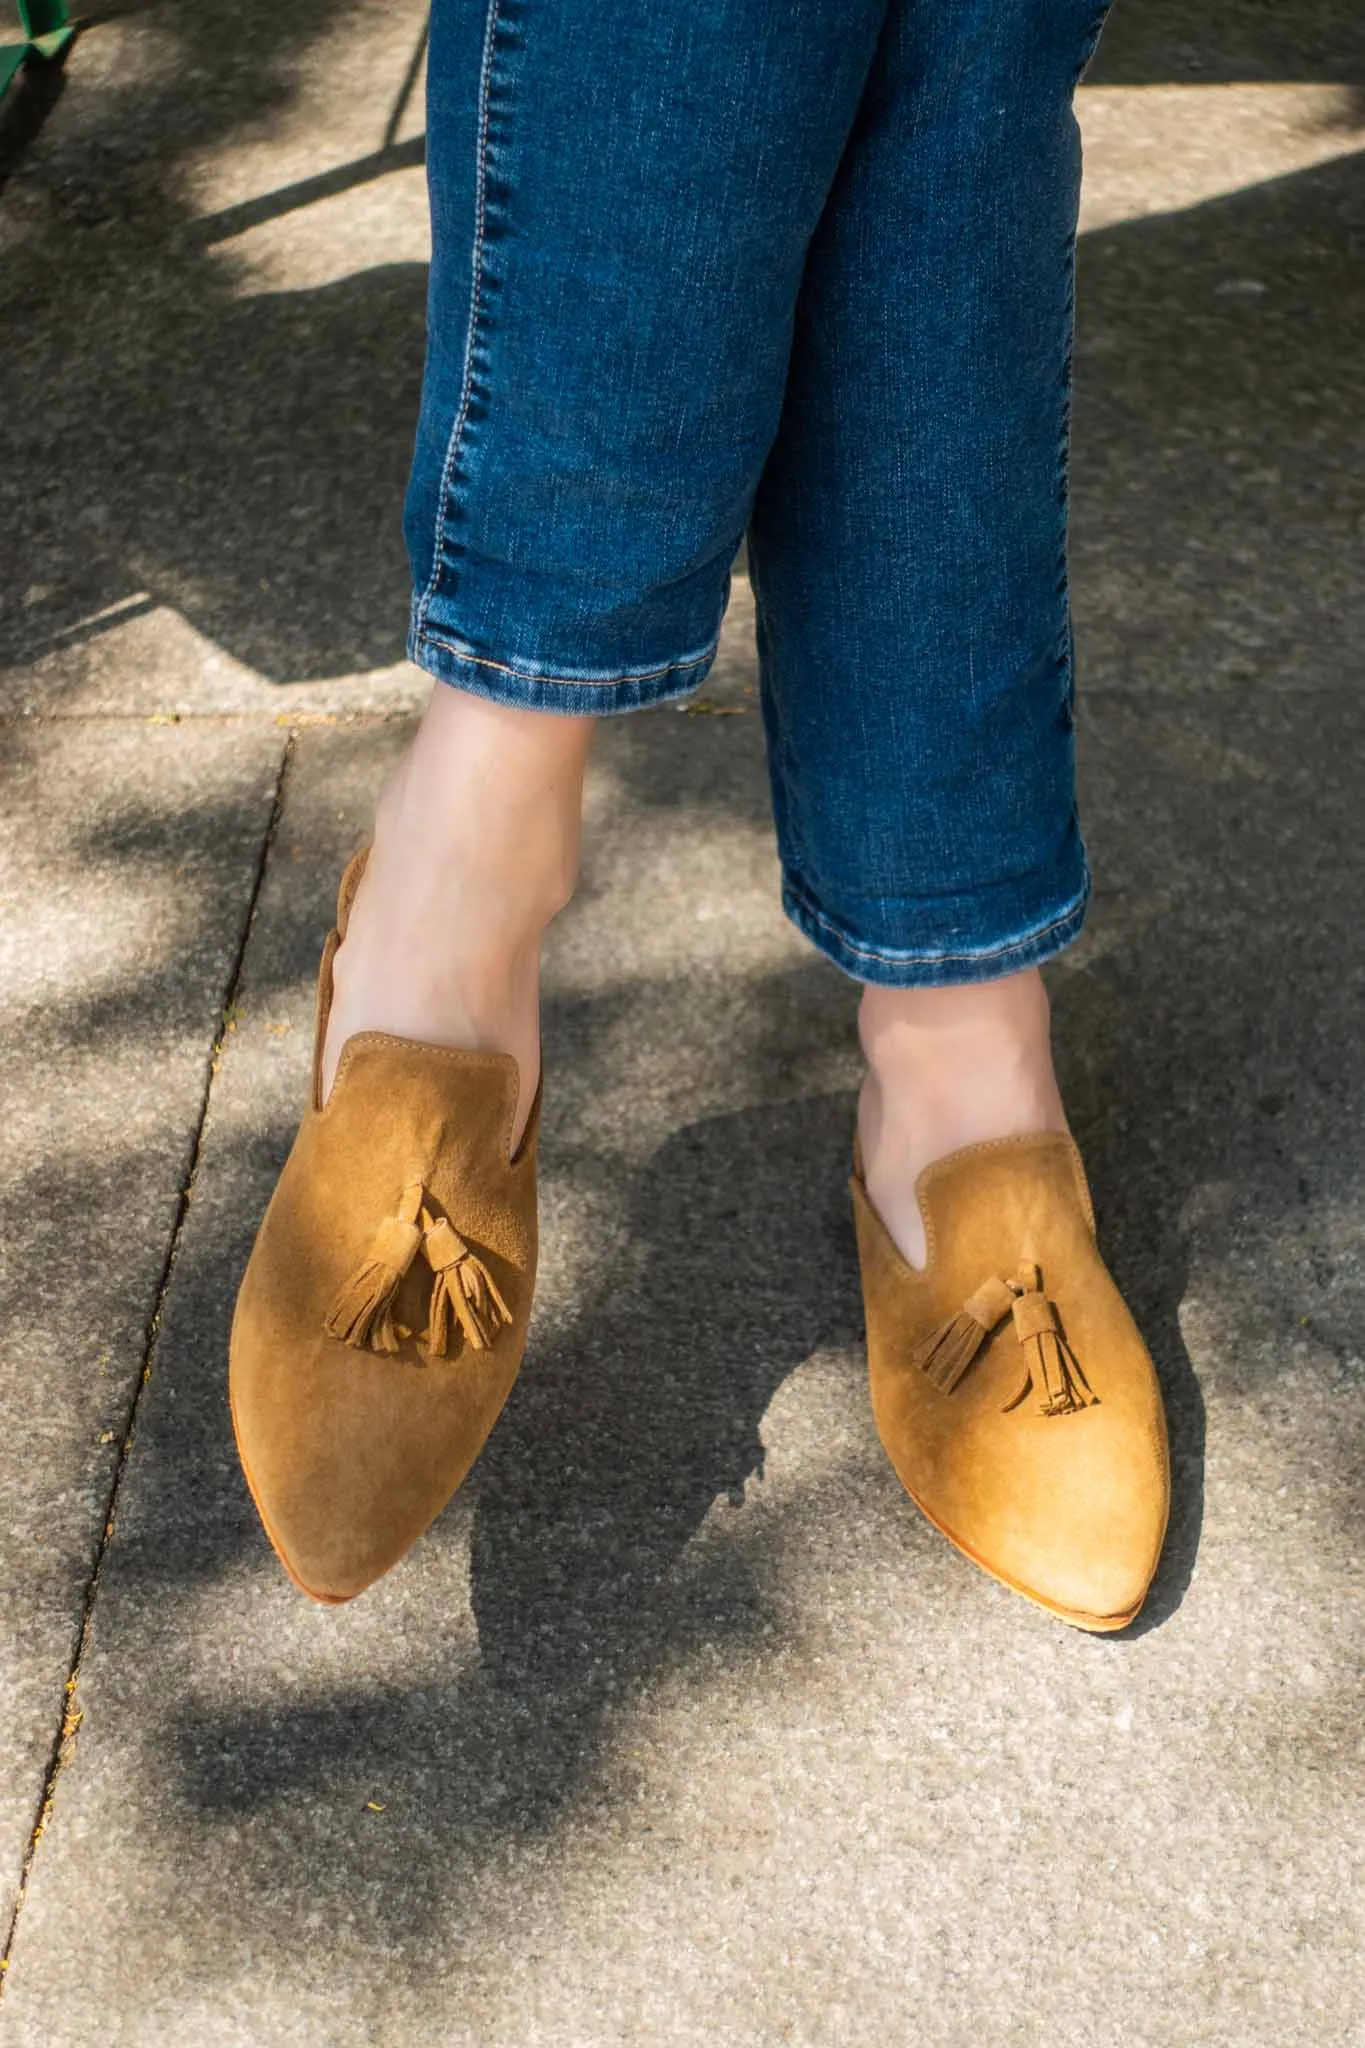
[859,973,1061,1116]
[317,690,594,1126]
[855,972,1067,1266]
[373,774,580,916]
[366,688,593,937]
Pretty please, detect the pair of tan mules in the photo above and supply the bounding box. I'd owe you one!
[230,851,1169,1630]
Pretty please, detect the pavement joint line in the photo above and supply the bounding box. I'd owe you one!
[0,727,299,2002]
[0,688,1361,731]
[0,710,418,727]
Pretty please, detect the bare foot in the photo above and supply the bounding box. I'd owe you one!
[855,968,1068,1270]
[320,685,595,1150]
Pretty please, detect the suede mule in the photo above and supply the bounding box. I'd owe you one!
[229,848,539,1603]
[850,1131,1169,1632]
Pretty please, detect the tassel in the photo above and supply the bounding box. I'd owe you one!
[420,1211,513,1360]
[1002,1264,1097,1416]
[910,1273,1018,1392]
[323,1183,425,1354]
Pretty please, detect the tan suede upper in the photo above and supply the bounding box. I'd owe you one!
[851,1131,1169,1631]
[229,851,538,1603]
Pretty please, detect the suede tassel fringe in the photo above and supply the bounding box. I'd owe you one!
[910,1273,1019,1393]
[911,1261,1098,1417]
[421,1213,512,1357]
[322,1182,425,1355]
[323,1181,512,1362]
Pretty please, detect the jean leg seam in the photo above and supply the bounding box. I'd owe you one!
[747,537,814,885]
[414,0,504,638]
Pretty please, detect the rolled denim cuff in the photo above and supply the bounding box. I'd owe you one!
[780,859,1092,989]
[407,611,720,717]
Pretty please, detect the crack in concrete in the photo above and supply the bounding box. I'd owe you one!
[0,726,299,2002]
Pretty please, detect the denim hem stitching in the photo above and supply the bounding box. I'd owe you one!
[783,869,1091,970]
[413,0,503,637]
[413,624,721,689]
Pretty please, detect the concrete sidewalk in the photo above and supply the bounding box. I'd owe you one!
[2,2,1363,2041]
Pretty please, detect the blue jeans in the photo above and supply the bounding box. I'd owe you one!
[405,0,1112,985]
